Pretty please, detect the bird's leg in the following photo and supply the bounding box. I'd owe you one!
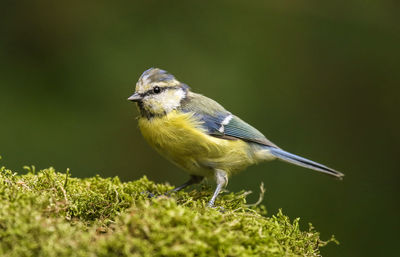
[166,175,204,195]
[207,169,228,207]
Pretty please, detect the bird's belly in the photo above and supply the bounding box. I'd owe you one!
[138,111,256,176]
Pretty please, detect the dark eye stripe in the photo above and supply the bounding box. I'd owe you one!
[139,86,180,97]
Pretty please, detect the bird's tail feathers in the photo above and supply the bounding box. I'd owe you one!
[268,147,344,179]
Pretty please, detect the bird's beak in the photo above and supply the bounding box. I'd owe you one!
[127,93,143,102]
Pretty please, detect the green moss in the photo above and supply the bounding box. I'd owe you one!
[0,164,336,257]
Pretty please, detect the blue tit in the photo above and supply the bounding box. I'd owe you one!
[128,68,343,207]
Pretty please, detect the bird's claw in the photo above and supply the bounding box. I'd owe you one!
[140,191,156,198]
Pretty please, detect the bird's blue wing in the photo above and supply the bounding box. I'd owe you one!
[222,115,277,147]
[180,93,277,147]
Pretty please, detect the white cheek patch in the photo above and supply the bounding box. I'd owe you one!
[149,88,186,113]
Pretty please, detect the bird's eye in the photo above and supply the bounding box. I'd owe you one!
[153,86,161,94]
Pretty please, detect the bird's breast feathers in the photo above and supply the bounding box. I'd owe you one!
[138,111,260,176]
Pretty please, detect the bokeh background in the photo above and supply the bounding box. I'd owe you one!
[1,1,399,256]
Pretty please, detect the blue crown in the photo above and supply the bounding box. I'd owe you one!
[140,68,176,84]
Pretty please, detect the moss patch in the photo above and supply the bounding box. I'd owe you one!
[0,165,336,257]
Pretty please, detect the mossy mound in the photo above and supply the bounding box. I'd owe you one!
[0,165,335,257]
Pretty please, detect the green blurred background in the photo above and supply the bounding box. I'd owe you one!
[1,0,399,256]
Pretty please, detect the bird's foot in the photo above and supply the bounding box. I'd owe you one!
[140,191,158,198]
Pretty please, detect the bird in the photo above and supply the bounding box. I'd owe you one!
[128,68,344,207]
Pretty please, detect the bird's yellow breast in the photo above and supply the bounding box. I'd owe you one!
[138,111,257,177]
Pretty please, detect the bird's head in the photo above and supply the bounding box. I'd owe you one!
[128,68,190,117]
